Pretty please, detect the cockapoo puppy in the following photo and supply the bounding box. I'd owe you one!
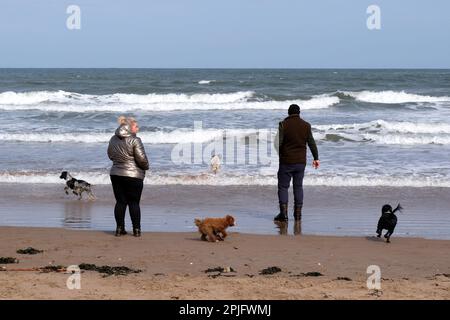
[194,215,235,242]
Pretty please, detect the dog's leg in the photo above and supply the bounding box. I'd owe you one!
[384,231,391,243]
[206,227,218,242]
[64,186,69,195]
[201,233,207,241]
[88,191,96,201]
[215,232,224,241]
[220,230,228,240]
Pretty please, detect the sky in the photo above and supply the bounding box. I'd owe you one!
[0,0,449,68]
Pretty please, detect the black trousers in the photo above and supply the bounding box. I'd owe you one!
[110,175,143,230]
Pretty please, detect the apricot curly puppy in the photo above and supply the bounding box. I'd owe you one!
[194,215,235,242]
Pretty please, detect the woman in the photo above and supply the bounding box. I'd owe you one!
[108,116,149,237]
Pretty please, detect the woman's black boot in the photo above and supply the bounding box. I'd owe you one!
[133,228,141,237]
[115,226,127,237]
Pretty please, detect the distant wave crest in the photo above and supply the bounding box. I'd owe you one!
[0,90,339,112]
[340,90,450,104]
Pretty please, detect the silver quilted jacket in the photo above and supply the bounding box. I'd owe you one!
[108,125,149,180]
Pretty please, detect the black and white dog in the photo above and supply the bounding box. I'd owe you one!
[59,171,95,200]
[376,203,403,243]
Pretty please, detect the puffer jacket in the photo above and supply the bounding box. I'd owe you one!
[108,125,149,180]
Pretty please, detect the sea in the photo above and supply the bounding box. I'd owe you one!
[1,68,450,188]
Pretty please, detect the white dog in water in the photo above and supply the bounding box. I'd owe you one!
[210,154,221,174]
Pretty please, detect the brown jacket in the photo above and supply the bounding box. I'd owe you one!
[278,114,319,164]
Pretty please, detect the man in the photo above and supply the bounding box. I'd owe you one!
[274,104,320,222]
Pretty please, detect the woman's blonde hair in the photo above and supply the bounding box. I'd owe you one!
[117,115,137,127]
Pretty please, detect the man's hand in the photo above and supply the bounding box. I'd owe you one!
[312,160,320,169]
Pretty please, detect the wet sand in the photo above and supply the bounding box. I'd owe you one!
[0,226,449,300]
[0,184,449,239]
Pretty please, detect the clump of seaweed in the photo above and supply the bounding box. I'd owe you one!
[204,266,235,273]
[301,272,323,277]
[336,276,352,281]
[79,263,142,276]
[17,247,43,255]
[40,265,66,273]
[204,266,236,278]
[0,257,18,264]
[259,266,282,275]
[290,271,324,278]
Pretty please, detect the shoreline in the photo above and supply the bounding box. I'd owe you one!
[0,226,449,299]
[0,183,449,239]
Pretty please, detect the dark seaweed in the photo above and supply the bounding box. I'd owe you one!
[204,266,236,273]
[0,257,18,264]
[79,263,142,276]
[259,266,282,275]
[17,247,43,255]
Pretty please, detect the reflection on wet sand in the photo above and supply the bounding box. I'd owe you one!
[274,220,302,235]
[64,201,93,229]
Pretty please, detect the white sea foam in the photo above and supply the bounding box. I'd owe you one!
[315,120,450,145]
[3,120,450,145]
[0,171,449,187]
[198,80,215,84]
[341,90,450,104]
[361,134,450,145]
[316,119,450,134]
[0,90,339,112]
[0,128,268,144]
[0,90,253,105]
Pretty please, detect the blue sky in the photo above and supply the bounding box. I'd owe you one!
[1,0,449,68]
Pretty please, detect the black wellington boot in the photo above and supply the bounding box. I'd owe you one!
[294,205,302,221]
[274,203,288,222]
[133,228,141,237]
[115,226,127,237]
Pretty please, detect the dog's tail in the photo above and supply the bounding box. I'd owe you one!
[392,203,403,213]
[194,218,203,227]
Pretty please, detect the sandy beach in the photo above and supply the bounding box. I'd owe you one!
[0,226,449,300]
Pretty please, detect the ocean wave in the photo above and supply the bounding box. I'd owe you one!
[0,128,265,144]
[315,120,450,145]
[0,90,339,112]
[0,90,253,105]
[198,80,215,84]
[340,90,450,104]
[0,171,449,187]
[3,120,450,145]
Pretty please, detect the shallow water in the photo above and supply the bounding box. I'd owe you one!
[1,184,449,240]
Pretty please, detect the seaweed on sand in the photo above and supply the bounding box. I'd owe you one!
[259,266,282,275]
[0,257,18,264]
[78,263,142,276]
[17,247,43,255]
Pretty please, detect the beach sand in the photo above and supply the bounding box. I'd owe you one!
[0,226,449,300]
